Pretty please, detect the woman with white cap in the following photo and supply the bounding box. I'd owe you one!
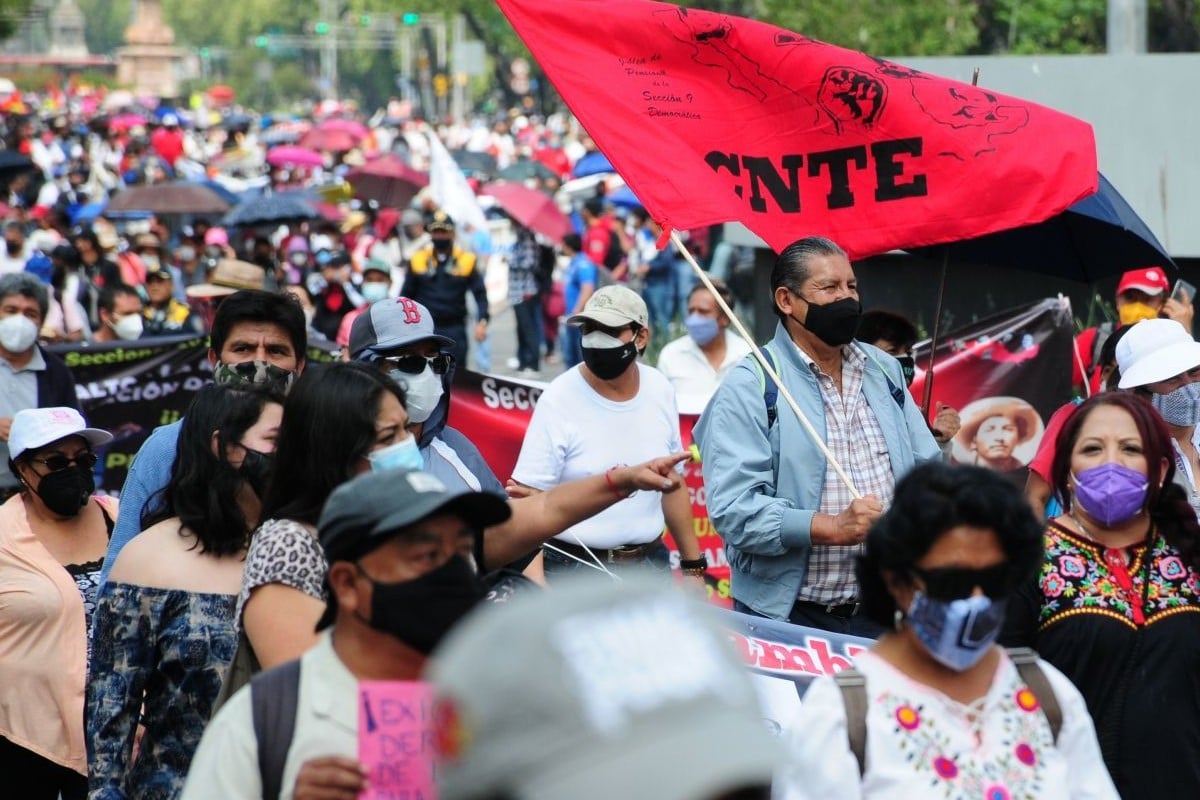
[1115,317,1200,517]
[0,406,114,800]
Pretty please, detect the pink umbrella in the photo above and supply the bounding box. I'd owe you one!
[346,155,429,208]
[482,180,572,243]
[266,145,324,168]
[299,127,358,153]
[317,118,369,141]
[109,113,147,131]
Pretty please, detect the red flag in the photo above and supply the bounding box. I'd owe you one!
[496,0,1098,258]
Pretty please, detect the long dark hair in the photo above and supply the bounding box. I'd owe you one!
[142,383,284,556]
[260,362,407,526]
[1051,392,1200,572]
[858,462,1043,627]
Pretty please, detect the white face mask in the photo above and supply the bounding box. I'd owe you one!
[0,313,38,352]
[392,364,445,424]
[110,312,144,341]
[581,330,626,349]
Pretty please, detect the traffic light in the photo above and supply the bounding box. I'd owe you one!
[314,21,331,34]
[254,35,268,48]
[199,46,210,58]
[359,14,371,26]
[401,12,420,25]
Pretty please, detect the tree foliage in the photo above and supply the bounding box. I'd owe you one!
[46,0,1200,107]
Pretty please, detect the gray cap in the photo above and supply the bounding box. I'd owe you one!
[349,296,455,360]
[318,468,511,565]
[428,574,783,800]
[566,285,649,329]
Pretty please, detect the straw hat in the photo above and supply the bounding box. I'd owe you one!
[186,259,266,298]
[953,396,1043,463]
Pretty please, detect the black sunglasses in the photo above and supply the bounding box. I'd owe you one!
[910,563,1010,601]
[31,451,98,473]
[381,353,454,375]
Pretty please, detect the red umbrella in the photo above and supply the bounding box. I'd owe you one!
[346,155,429,208]
[207,85,236,105]
[300,127,358,153]
[533,147,571,179]
[482,180,572,243]
[266,145,324,168]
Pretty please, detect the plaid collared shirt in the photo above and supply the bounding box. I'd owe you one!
[794,342,895,605]
[507,231,542,306]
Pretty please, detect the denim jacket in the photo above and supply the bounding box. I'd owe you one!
[694,323,940,619]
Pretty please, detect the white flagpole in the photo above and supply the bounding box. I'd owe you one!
[669,231,862,499]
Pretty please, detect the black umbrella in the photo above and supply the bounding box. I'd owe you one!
[907,172,1172,410]
[497,159,557,183]
[0,150,36,185]
[449,149,497,177]
[221,191,321,228]
[908,173,1172,282]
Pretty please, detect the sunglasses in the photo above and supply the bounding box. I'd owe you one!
[381,353,454,375]
[910,563,1010,601]
[30,452,98,473]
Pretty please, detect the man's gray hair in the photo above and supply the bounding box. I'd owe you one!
[769,237,847,318]
[0,272,50,321]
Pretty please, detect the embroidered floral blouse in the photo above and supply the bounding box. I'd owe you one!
[776,649,1117,800]
[1002,521,1200,799]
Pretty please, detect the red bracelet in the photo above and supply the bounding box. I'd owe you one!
[604,466,629,498]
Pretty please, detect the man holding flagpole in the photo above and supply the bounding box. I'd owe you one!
[695,236,940,637]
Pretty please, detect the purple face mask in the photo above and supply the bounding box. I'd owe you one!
[1072,462,1149,527]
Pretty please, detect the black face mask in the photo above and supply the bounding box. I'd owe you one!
[32,465,93,517]
[432,238,453,254]
[792,296,862,347]
[239,448,274,497]
[896,355,916,386]
[355,555,486,654]
[5,240,22,256]
[581,340,638,381]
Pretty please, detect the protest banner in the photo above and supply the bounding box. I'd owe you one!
[358,681,438,800]
[50,335,338,493]
[910,297,1075,477]
[496,0,1096,258]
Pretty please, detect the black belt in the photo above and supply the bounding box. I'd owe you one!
[549,536,661,565]
[793,598,862,619]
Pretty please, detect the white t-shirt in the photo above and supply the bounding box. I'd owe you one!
[775,649,1119,800]
[512,363,683,549]
[655,328,751,415]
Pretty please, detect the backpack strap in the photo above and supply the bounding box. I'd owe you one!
[862,350,907,409]
[251,658,303,800]
[1007,647,1062,744]
[833,668,868,776]
[753,344,779,428]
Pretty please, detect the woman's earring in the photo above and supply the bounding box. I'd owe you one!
[893,608,904,632]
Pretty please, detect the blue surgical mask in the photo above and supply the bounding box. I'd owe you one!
[1152,381,1200,427]
[368,435,423,473]
[361,282,390,303]
[684,313,720,347]
[906,591,1006,671]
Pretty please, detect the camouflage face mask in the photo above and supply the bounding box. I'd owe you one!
[213,359,295,393]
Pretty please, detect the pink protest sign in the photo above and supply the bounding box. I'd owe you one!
[358,681,438,800]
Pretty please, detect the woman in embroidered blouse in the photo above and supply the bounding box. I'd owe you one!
[86,384,283,800]
[779,461,1117,800]
[0,407,114,800]
[1003,392,1200,799]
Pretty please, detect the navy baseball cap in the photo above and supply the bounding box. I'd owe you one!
[349,296,455,360]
